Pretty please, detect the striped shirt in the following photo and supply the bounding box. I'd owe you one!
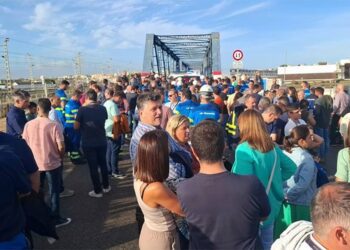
[130,122,192,186]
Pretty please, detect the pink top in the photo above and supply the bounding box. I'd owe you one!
[23,117,64,171]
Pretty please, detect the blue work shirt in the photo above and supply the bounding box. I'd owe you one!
[228,84,234,95]
[55,89,68,103]
[189,103,220,126]
[64,99,81,128]
[174,100,199,117]
[54,107,65,127]
[240,83,249,92]
[6,106,27,138]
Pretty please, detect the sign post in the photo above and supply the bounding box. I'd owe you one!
[232,49,244,77]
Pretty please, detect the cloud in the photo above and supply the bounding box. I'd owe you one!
[171,0,230,19]
[23,2,81,51]
[0,5,11,13]
[0,24,7,36]
[91,18,208,49]
[220,2,270,19]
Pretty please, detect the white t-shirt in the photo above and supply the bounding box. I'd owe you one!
[284,119,307,137]
[340,113,350,138]
[49,107,64,134]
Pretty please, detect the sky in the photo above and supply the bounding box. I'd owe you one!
[0,0,350,78]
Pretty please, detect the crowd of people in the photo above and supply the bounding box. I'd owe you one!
[1,72,350,250]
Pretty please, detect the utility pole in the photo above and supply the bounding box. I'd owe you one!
[27,53,34,86]
[2,38,12,90]
[77,52,82,76]
[108,58,112,74]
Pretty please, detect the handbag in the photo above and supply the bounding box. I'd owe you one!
[112,113,131,139]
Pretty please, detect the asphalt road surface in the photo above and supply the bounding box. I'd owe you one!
[31,142,341,250]
[33,146,139,250]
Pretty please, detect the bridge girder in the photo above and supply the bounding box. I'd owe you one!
[143,33,221,77]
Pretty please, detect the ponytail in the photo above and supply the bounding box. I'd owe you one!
[283,135,295,153]
[283,125,310,153]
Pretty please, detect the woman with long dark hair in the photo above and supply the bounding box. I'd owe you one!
[274,125,318,237]
[134,130,183,250]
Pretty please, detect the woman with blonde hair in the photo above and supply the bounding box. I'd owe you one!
[166,115,199,174]
[232,110,297,250]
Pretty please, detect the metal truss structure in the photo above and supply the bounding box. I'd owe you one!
[142,33,221,77]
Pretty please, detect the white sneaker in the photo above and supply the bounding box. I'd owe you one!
[60,189,75,198]
[111,173,127,180]
[103,186,111,193]
[88,190,103,198]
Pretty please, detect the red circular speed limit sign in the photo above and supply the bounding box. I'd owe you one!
[233,50,243,61]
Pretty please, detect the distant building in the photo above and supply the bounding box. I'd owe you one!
[277,59,350,82]
[230,68,278,78]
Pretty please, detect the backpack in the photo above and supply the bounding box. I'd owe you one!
[314,162,329,188]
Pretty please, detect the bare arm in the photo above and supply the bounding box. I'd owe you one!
[336,177,346,182]
[144,182,184,216]
[309,131,324,149]
[29,170,40,193]
[58,141,65,159]
[113,115,120,123]
[270,133,277,142]
[74,121,80,130]
[308,113,316,127]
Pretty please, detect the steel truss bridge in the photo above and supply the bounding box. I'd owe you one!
[142,33,221,77]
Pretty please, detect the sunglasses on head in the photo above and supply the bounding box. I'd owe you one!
[290,109,301,114]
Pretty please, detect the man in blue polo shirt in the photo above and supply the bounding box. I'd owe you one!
[174,88,199,118]
[6,90,30,138]
[189,85,220,126]
[55,80,70,109]
[0,147,32,249]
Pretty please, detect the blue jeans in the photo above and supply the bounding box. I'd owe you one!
[83,145,109,194]
[0,233,27,250]
[260,223,274,250]
[106,137,122,175]
[315,128,330,159]
[40,166,62,220]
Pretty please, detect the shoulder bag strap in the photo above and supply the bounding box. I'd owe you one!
[266,147,277,195]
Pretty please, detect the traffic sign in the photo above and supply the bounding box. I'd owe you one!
[233,49,243,61]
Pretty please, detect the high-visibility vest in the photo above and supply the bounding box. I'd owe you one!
[226,111,239,138]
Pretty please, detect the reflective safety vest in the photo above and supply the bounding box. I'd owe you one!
[64,99,80,128]
[225,111,239,138]
[55,107,66,127]
[55,89,68,103]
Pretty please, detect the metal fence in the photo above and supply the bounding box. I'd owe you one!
[0,80,87,118]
